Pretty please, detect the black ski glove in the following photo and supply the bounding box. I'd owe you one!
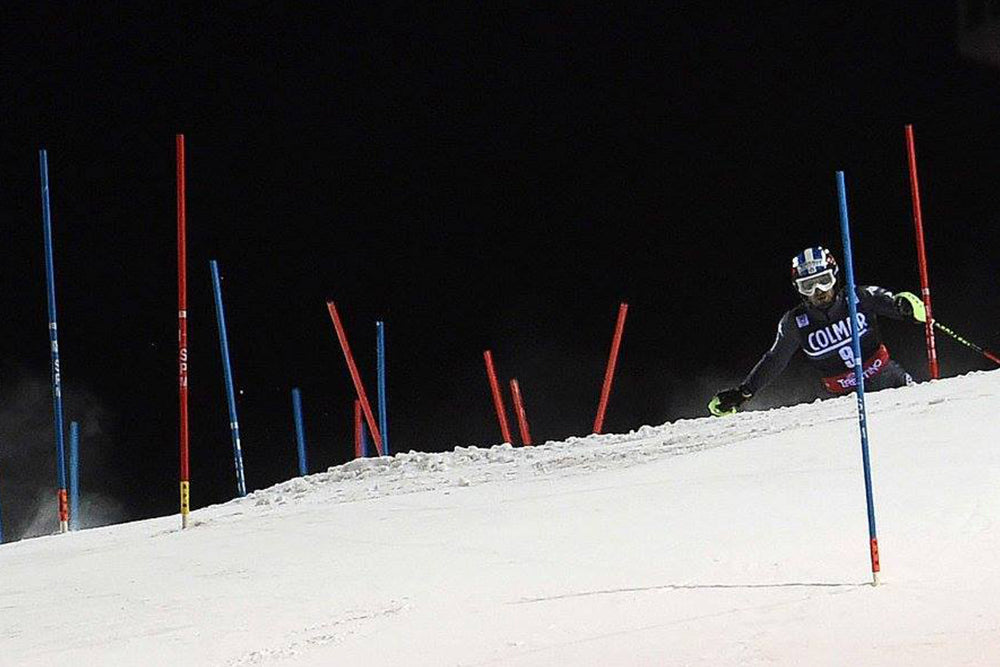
[709,385,753,416]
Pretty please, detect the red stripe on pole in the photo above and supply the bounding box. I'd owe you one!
[593,302,629,434]
[905,125,939,380]
[354,400,363,459]
[177,134,190,526]
[509,378,532,446]
[57,488,68,524]
[326,302,384,456]
[483,350,513,444]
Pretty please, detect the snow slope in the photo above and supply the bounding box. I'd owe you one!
[2,371,999,666]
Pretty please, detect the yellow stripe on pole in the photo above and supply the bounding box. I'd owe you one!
[180,481,190,528]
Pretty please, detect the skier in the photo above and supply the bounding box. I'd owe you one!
[709,246,927,416]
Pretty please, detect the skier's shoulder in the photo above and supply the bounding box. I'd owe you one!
[776,303,807,336]
[856,284,894,300]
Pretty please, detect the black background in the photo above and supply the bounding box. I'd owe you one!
[2,4,998,539]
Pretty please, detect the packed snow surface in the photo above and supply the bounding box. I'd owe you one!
[2,371,1000,665]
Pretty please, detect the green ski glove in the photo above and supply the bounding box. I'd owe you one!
[895,291,927,323]
[709,386,752,417]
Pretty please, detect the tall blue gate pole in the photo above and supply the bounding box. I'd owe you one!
[836,171,881,586]
[376,321,390,456]
[40,149,69,534]
[210,260,247,497]
[291,388,308,476]
[69,421,80,531]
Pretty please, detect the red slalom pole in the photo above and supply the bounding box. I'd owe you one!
[483,350,513,444]
[353,400,363,459]
[177,134,191,529]
[326,302,384,456]
[509,378,532,446]
[905,124,940,379]
[593,302,629,434]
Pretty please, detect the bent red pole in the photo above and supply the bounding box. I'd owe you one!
[483,350,513,444]
[593,302,629,434]
[905,124,940,379]
[326,302,383,456]
[509,378,532,446]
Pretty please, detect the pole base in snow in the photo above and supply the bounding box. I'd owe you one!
[59,520,68,534]
[872,572,880,587]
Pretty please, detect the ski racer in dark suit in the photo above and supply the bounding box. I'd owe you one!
[709,246,928,416]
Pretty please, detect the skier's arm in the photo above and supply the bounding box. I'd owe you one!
[741,312,801,396]
[709,312,800,416]
[859,285,926,323]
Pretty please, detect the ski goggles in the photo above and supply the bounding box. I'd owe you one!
[794,269,836,296]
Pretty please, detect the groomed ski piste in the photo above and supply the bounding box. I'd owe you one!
[2,370,999,665]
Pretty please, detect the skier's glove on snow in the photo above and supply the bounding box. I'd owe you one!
[709,386,752,417]
[894,291,927,323]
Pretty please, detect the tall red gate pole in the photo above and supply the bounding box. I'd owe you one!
[326,302,384,456]
[177,134,191,529]
[509,378,532,446]
[353,400,364,459]
[593,302,629,434]
[905,124,940,379]
[483,350,513,444]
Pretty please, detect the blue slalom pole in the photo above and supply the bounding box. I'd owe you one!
[836,171,881,586]
[210,260,247,497]
[39,149,69,533]
[376,321,390,456]
[292,388,308,476]
[69,421,80,531]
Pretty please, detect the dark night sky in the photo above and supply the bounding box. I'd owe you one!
[2,4,999,539]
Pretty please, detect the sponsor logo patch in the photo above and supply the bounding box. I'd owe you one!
[804,313,869,357]
[795,313,809,328]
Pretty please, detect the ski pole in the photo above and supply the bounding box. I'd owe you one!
[932,321,1000,365]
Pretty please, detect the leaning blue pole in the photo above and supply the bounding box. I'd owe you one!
[210,260,247,497]
[39,149,69,534]
[291,388,308,476]
[69,421,80,531]
[376,321,390,456]
[836,170,881,586]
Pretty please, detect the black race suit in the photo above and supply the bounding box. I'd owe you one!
[743,285,913,396]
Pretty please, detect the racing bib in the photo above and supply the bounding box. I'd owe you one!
[821,344,890,394]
